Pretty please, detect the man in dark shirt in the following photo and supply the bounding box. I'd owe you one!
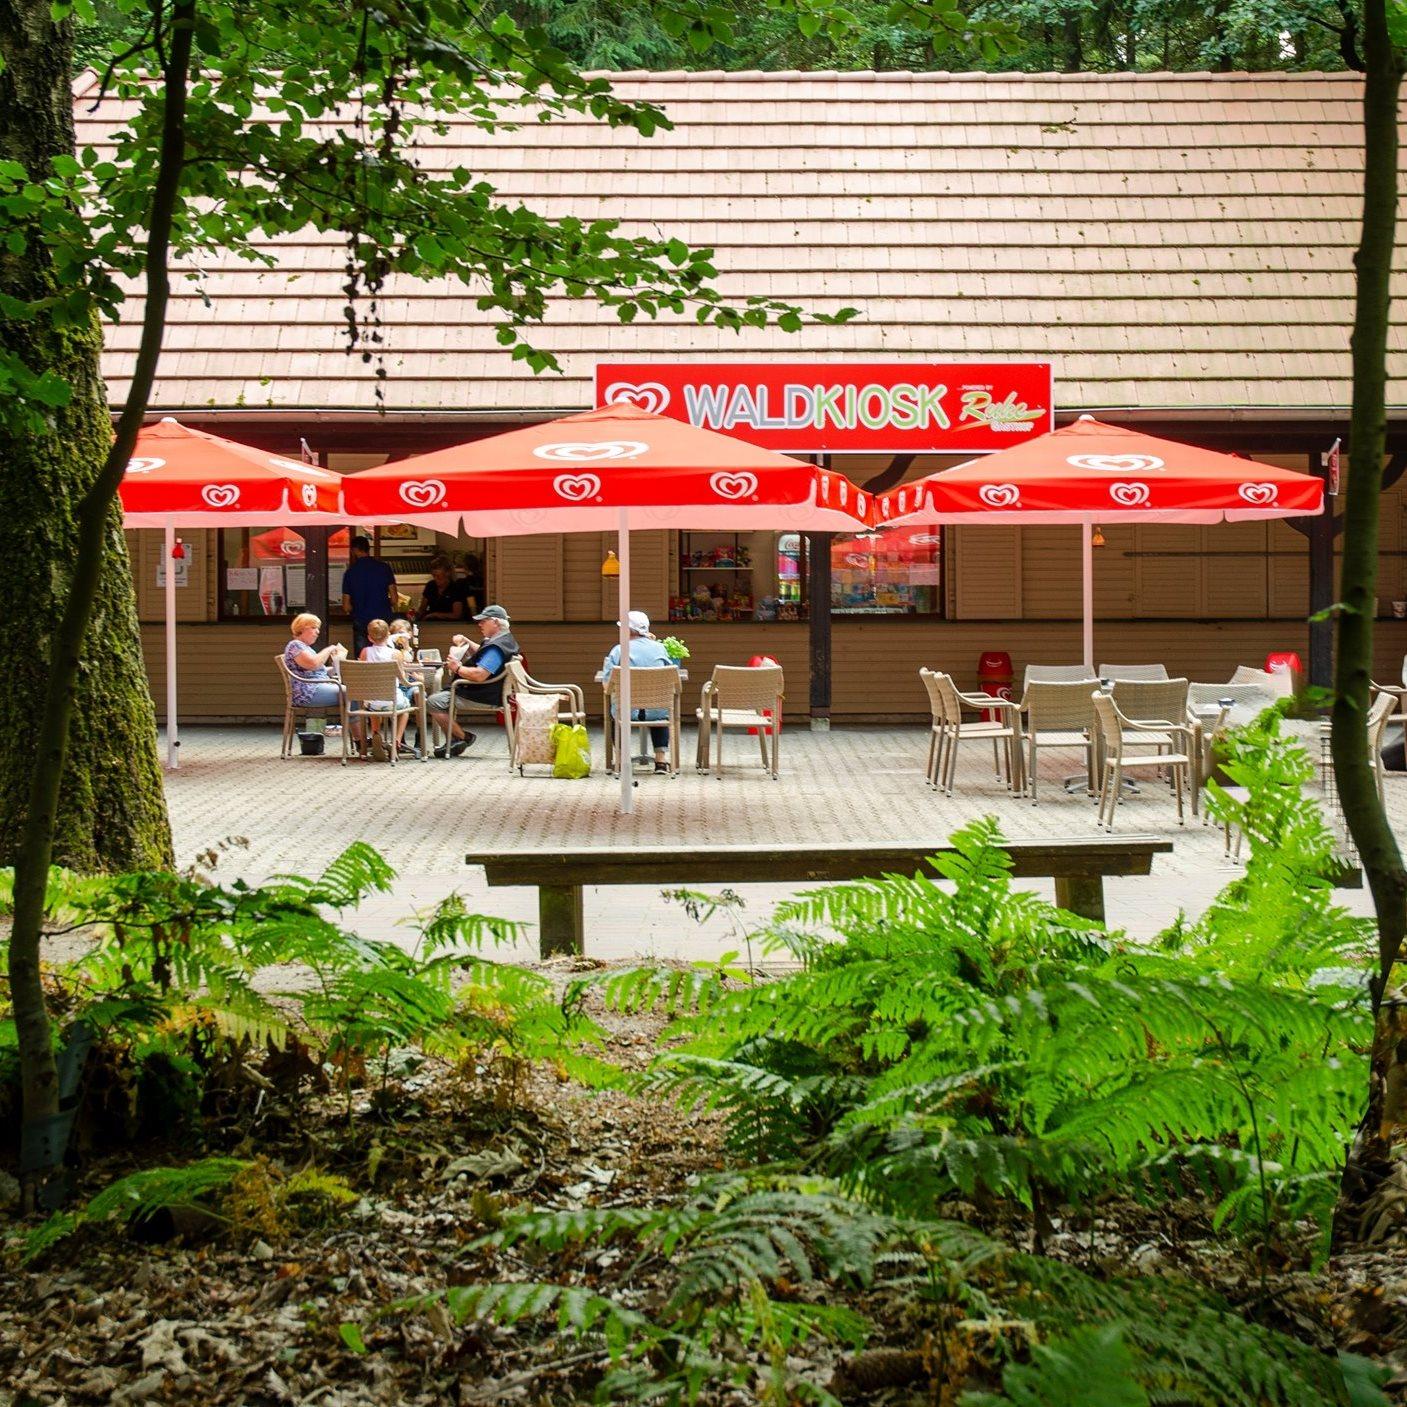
[340,536,398,657]
[419,555,472,621]
[426,605,520,757]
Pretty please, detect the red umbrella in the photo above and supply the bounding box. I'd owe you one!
[877,416,1325,670]
[250,526,351,563]
[121,418,343,525]
[344,404,870,536]
[119,419,345,770]
[349,404,871,813]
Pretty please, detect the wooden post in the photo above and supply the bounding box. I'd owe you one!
[1053,874,1105,923]
[539,884,584,957]
[303,525,331,627]
[807,531,832,730]
[1305,456,1335,691]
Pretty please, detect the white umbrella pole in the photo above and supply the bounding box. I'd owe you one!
[1081,520,1094,676]
[617,509,633,816]
[164,519,178,771]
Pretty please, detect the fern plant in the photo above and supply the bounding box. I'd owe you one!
[390,1173,1379,1407]
[610,737,1372,1246]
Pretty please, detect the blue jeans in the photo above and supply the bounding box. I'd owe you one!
[612,705,668,750]
[297,682,343,710]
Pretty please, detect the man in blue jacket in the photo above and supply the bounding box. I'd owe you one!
[602,611,678,774]
[426,605,520,758]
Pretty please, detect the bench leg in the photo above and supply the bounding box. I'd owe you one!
[1054,875,1105,924]
[539,884,584,958]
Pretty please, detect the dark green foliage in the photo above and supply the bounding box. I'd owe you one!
[621,728,1372,1241]
[0,843,614,1147]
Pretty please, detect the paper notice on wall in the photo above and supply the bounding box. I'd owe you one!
[285,565,307,608]
[156,558,189,588]
[226,567,258,590]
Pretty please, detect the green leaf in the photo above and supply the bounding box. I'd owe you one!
[339,1322,368,1355]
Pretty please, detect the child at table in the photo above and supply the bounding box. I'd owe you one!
[359,619,417,760]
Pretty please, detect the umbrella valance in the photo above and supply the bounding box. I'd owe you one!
[875,416,1324,526]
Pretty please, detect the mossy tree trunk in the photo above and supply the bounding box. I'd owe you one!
[1331,0,1407,1249]
[2,0,183,1208]
[0,2,172,874]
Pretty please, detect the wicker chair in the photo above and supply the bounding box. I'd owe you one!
[1020,678,1097,802]
[503,659,586,775]
[922,670,1022,795]
[337,661,414,767]
[275,653,341,759]
[1023,663,1094,688]
[441,656,511,751]
[605,666,682,777]
[695,665,784,779]
[1091,691,1194,830]
[1098,663,1170,682]
[1369,689,1397,802]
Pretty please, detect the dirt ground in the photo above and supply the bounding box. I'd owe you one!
[2,965,1405,1407]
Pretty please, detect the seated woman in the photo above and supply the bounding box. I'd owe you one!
[283,613,346,718]
[359,618,418,760]
[601,610,677,774]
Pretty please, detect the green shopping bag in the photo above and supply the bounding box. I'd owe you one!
[551,722,592,779]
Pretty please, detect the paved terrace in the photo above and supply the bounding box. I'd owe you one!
[163,724,1390,961]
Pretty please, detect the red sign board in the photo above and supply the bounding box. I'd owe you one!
[595,361,1053,453]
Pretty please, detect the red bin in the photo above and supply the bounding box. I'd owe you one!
[1265,651,1303,687]
[978,650,1014,722]
[748,655,781,735]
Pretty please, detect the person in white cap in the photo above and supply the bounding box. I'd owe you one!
[601,610,678,774]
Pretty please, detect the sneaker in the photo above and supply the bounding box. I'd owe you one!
[397,742,420,759]
[654,760,670,774]
[449,737,472,758]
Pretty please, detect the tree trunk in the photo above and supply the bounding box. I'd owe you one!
[1331,0,1407,1250]
[3,0,189,1209]
[0,2,172,875]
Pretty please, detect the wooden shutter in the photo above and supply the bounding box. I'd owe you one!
[490,535,564,620]
[950,525,1022,619]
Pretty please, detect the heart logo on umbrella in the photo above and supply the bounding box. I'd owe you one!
[553,473,602,501]
[271,456,313,473]
[533,440,648,462]
[399,480,447,508]
[979,484,1021,508]
[300,483,318,507]
[909,532,942,545]
[201,483,240,508]
[126,456,165,474]
[511,509,546,526]
[1109,481,1150,507]
[1067,454,1165,473]
[844,553,869,567]
[1239,482,1278,505]
[280,541,302,558]
[710,471,757,500]
[602,381,671,415]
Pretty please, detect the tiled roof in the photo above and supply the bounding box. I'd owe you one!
[82,70,1407,418]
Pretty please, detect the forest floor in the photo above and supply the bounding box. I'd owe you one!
[3,962,1406,1407]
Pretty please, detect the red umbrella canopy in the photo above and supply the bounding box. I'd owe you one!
[120,419,343,526]
[345,404,872,535]
[249,526,351,563]
[876,416,1324,525]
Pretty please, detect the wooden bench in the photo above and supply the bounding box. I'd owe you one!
[465,836,1177,958]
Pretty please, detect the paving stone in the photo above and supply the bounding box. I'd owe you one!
[162,724,1392,959]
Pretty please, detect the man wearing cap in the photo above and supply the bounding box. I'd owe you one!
[601,611,678,774]
[426,605,520,758]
